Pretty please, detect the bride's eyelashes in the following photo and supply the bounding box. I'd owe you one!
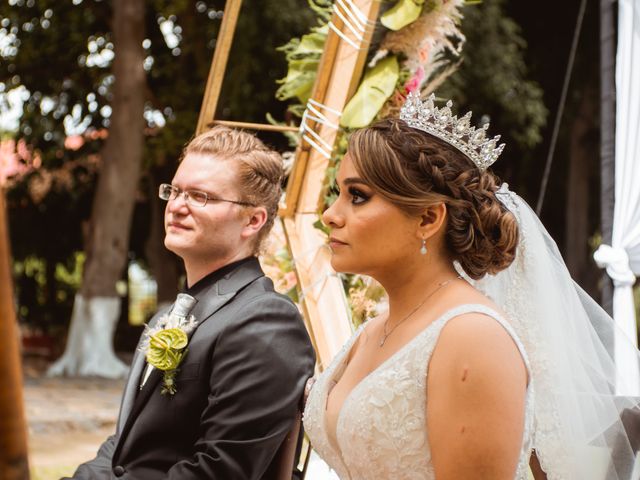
[330,185,371,205]
[348,186,369,205]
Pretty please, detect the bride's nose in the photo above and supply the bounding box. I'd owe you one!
[322,200,344,229]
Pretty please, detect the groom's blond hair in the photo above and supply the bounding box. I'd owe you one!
[182,126,283,253]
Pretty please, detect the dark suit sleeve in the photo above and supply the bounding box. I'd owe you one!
[165,294,315,480]
[67,434,117,480]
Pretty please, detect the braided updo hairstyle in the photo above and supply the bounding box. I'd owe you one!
[348,118,518,280]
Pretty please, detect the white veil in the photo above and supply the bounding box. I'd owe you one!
[470,184,640,480]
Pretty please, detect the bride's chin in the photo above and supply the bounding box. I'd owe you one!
[330,257,360,275]
[329,257,346,273]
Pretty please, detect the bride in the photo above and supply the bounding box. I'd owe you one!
[302,93,640,479]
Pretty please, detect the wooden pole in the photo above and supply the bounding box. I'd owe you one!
[196,0,244,135]
[600,0,616,316]
[280,5,344,218]
[0,190,30,479]
[281,0,381,368]
[208,120,298,132]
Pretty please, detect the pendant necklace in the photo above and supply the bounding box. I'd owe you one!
[379,276,462,347]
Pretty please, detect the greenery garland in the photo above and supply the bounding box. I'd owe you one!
[274,0,469,326]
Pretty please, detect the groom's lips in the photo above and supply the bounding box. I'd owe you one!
[168,221,190,231]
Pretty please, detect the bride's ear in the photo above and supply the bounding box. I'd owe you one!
[418,202,447,239]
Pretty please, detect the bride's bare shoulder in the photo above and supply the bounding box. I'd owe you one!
[429,306,528,394]
[429,281,526,384]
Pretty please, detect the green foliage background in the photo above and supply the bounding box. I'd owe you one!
[0,0,316,331]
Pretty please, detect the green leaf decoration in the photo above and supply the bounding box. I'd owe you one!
[340,56,400,129]
[380,0,425,31]
[146,328,188,371]
[276,25,328,104]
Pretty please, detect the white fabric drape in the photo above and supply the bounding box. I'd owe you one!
[593,0,640,395]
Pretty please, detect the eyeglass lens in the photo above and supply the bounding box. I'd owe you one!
[159,184,208,207]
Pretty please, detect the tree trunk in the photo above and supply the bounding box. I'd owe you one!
[48,0,146,378]
[565,87,595,288]
[146,166,180,306]
[0,192,30,479]
[600,0,616,314]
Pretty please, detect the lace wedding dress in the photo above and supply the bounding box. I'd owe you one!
[303,304,534,480]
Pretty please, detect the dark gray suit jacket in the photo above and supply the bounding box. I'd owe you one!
[70,257,315,479]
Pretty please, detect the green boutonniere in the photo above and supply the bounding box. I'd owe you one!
[146,328,189,395]
[140,294,198,395]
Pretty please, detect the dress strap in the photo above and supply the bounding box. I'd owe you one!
[429,303,532,375]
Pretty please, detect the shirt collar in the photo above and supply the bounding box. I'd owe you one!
[184,256,255,297]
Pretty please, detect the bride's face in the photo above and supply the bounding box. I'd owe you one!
[322,154,421,277]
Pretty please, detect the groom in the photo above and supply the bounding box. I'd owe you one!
[70,126,315,479]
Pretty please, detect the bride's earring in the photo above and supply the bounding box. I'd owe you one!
[420,238,427,255]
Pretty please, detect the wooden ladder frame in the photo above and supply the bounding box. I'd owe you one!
[197,0,380,367]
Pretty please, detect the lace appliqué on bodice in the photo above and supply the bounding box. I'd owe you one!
[303,304,534,480]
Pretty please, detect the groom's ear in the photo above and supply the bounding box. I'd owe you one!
[241,206,268,238]
[418,202,447,237]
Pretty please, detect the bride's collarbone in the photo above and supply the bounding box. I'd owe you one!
[344,297,500,383]
[341,314,427,383]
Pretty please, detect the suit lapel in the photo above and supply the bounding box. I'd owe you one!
[116,349,145,435]
[123,288,236,425]
[116,305,171,434]
[114,258,265,458]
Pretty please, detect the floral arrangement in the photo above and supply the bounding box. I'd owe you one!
[273,0,469,328]
[260,220,299,302]
[276,0,466,128]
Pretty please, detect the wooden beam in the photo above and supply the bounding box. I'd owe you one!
[194,0,381,369]
[282,0,381,368]
[282,0,380,217]
[0,191,30,479]
[298,0,379,214]
[282,216,352,368]
[281,5,344,218]
[208,120,298,133]
[196,0,244,135]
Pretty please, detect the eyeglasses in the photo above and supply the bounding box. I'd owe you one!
[158,183,255,208]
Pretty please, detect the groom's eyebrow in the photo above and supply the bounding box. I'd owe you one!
[182,183,221,196]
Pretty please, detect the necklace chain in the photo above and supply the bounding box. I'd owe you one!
[379,276,462,347]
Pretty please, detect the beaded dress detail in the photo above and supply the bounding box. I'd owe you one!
[303,304,534,480]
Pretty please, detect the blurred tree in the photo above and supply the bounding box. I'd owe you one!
[46,0,146,377]
[439,0,601,296]
[0,0,316,377]
[437,0,548,196]
[507,0,602,296]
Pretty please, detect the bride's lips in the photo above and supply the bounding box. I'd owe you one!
[328,236,348,248]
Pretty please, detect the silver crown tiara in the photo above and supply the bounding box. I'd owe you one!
[399,92,505,170]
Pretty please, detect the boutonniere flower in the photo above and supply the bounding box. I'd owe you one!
[140,293,198,395]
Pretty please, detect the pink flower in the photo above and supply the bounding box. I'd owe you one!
[0,139,35,185]
[404,66,426,94]
[283,271,297,290]
[64,135,84,150]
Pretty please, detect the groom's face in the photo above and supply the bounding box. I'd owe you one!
[164,152,248,266]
